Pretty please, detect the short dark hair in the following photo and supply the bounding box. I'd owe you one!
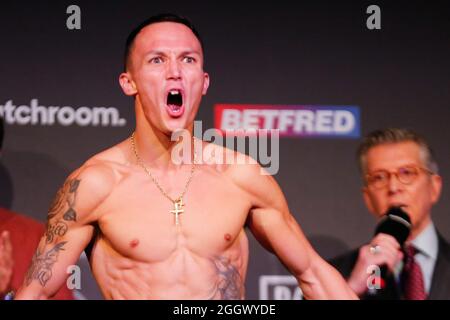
[123,13,204,71]
[357,128,438,176]
[0,117,4,150]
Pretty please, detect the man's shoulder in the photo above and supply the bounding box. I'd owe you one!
[428,230,450,299]
[64,141,131,212]
[77,139,131,183]
[197,141,260,177]
[202,144,270,192]
[437,231,450,259]
[203,143,284,209]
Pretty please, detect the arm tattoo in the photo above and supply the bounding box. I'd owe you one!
[48,179,79,220]
[45,179,81,243]
[45,221,69,243]
[25,180,80,287]
[208,257,243,300]
[25,241,67,287]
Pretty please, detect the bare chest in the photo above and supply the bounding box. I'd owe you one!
[93,171,251,262]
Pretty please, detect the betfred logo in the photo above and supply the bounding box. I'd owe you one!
[215,104,360,138]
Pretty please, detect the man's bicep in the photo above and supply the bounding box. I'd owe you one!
[23,224,93,298]
[43,163,112,252]
[18,165,112,299]
[242,170,313,274]
[248,205,314,274]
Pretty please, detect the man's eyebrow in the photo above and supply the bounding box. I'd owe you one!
[369,163,420,172]
[144,50,166,56]
[143,50,202,57]
[179,50,201,56]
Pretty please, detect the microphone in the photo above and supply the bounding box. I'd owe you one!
[369,207,411,296]
[375,206,411,246]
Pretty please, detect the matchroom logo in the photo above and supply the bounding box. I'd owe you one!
[0,98,127,127]
[214,104,360,138]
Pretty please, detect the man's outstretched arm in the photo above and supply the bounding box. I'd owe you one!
[15,163,114,299]
[231,162,357,300]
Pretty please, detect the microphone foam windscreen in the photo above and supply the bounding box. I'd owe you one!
[374,207,411,246]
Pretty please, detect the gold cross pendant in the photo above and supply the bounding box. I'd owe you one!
[170,197,184,226]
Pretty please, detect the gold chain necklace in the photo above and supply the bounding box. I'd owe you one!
[131,132,195,226]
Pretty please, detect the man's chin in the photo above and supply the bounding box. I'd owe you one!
[161,121,190,136]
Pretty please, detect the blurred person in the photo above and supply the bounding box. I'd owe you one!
[0,117,73,300]
[330,128,450,299]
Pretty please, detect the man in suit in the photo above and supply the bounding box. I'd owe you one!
[330,128,450,299]
[0,118,73,300]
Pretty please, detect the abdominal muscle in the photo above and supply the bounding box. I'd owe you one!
[89,230,249,300]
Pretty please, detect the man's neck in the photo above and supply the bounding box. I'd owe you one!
[408,216,432,241]
[133,126,194,172]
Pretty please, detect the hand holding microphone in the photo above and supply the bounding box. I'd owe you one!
[347,207,411,296]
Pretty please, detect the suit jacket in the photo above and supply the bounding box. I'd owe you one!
[0,207,73,299]
[329,232,450,300]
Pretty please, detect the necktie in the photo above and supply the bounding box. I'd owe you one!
[401,245,427,300]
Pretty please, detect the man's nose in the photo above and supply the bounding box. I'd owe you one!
[167,59,181,80]
[387,173,403,194]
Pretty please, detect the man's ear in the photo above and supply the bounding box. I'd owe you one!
[430,174,443,204]
[202,72,210,95]
[119,72,138,96]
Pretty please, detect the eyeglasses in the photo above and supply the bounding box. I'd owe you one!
[366,166,434,189]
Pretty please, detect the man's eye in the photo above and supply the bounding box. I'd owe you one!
[399,167,417,177]
[150,57,163,64]
[371,173,386,182]
[183,56,195,63]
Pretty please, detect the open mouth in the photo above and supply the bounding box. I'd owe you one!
[166,89,184,117]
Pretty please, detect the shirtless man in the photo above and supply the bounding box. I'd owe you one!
[15,14,356,300]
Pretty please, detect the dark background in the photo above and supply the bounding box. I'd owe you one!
[0,0,449,299]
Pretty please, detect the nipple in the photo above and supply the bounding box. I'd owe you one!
[130,239,140,248]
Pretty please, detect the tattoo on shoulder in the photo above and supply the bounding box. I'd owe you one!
[25,241,67,287]
[45,179,81,243]
[208,257,243,300]
[49,179,80,220]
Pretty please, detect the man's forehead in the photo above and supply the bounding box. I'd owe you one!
[366,142,423,169]
[133,22,202,53]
